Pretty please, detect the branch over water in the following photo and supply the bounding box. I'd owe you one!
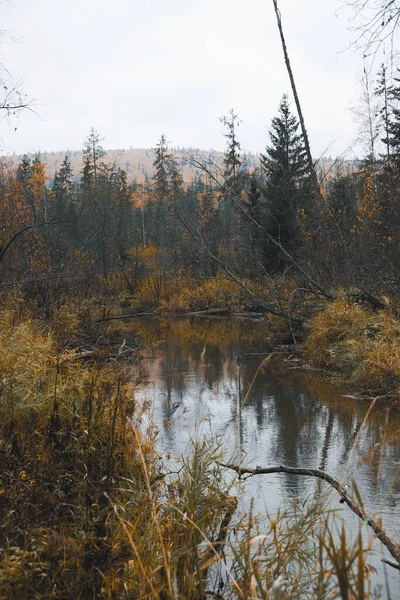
[222,462,400,568]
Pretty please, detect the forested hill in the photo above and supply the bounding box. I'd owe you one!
[7,147,356,183]
[7,148,258,184]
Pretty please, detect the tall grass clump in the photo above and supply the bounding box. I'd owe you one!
[100,441,379,599]
[227,496,375,599]
[0,308,152,599]
[0,306,240,599]
[305,296,400,398]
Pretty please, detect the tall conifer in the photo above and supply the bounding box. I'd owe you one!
[260,95,310,267]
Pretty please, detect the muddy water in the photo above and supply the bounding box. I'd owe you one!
[128,316,400,594]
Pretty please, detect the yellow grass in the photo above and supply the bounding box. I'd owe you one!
[305,296,400,397]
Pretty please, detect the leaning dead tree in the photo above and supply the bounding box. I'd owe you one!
[272,0,318,187]
[222,462,400,570]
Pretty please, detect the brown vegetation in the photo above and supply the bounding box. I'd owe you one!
[305,295,400,401]
[0,289,391,599]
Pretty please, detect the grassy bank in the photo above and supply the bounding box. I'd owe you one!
[304,295,400,403]
[9,267,400,398]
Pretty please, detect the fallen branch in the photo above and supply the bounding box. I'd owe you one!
[382,559,400,572]
[185,307,231,316]
[95,311,157,323]
[221,462,400,567]
[62,341,146,363]
[232,312,265,318]
[183,310,265,318]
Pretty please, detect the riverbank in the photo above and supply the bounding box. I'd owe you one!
[304,295,400,407]
[77,273,400,406]
[10,268,400,405]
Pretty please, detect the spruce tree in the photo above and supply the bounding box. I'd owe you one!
[153,134,171,202]
[218,110,243,268]
[384,72,400,163]
[153,135,183,202]
[79,129,109,275]
[49,156,76,268]
[260,94,310,268]
[375,63,391,158]
[53,156,74,219]
[152,134,184,253]
[220,109,242,198]
[113,168,134,262]
[82,128,105,184]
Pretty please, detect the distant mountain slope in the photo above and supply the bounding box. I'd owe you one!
[6,147,357,184]
[7,148,259,184]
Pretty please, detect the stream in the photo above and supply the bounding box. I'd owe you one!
[127,316,400,596]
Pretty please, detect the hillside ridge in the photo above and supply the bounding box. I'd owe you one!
[5,147,355,184]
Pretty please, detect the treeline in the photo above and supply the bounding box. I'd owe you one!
[2,89,400,299]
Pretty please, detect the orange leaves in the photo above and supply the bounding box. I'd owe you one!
[128,244,163,274]
[131,186,149,210]
[0,160,29,245]
[29,160,47,205]
[0,157,53,278]
[355,168,388,246]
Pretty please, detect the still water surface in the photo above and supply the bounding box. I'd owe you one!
[131,316,400,594]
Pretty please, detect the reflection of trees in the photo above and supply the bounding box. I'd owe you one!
[135,317,400,518]
[262,376,322,496]
[240,363,322,491]
[202,348,225,391]
[319,410,335,472]
[237,363,400,506]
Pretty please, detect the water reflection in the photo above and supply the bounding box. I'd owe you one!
[131,316,400,590]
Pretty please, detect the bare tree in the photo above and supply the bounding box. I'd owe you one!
[0,72,33,122]
[0,27,35,131]
[350,62,381,160]
[342,0,400,55]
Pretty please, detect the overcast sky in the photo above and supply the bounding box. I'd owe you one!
[0,0,375,157]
